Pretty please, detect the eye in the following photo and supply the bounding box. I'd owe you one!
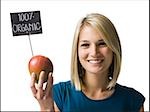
[98,42,107,47]
[81,43,89,47]
[81,43,89,46]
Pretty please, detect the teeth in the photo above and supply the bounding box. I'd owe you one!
[88,60,102,64]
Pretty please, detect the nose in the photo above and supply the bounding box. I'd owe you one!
[90,44,100,57]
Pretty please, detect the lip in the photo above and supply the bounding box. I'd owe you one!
[87,59,104,64]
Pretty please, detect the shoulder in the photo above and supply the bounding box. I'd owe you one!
[115,83,145,111]
[53,81,75,111]
[116,83,145,98]
[54,80,72,86]
[53,80,75,99]
[53,80,73,90]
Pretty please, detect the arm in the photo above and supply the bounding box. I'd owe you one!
[54,102,60,111]
[139,105,144,112]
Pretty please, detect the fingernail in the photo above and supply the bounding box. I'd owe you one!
[49,72,53,77]
[40,71,45,74]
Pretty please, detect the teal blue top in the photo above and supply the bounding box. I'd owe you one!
[53,81,145,112]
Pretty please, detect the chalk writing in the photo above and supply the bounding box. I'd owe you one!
[10,11,42,36]
[18,12,34,22]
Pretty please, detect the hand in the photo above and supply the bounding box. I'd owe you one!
[30,71,54,111]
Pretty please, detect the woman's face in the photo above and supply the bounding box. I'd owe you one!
[78,25,113,75]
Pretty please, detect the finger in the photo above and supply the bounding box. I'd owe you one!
[37,71,45,99]
[38,71,45,88]
[30,72,37,96]
[45,72,53,98]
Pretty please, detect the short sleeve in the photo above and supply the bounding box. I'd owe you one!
[53,82,66,111]
[130,88,145,111]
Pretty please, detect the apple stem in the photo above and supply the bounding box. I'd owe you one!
[28,34,34,56]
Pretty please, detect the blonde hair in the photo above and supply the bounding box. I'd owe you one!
[71,13,122,90]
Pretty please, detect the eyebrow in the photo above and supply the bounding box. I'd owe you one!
[79,40,89,43]
[79,39,104,43]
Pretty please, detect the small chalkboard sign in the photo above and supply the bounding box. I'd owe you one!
[10,11,42,36]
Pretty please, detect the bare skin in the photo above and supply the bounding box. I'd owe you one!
[30,71,57,111]
[30,72,144,112]
[78,25,114,100]
[140,106,144,112]
[30,25,144,112]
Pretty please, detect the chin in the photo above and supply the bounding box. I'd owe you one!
[87,68,104,74]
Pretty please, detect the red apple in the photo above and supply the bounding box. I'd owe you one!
[28,55,53,83]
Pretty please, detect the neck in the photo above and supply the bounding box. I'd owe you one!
[82,72,114,100]
[83,71,109,92]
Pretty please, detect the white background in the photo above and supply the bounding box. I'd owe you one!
[1,0,149,111]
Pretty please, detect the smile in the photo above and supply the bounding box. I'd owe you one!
[88,59,103,64]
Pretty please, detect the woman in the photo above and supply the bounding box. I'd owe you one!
[30,13,145,112]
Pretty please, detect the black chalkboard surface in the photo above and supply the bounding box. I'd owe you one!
[10,11,42,36]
